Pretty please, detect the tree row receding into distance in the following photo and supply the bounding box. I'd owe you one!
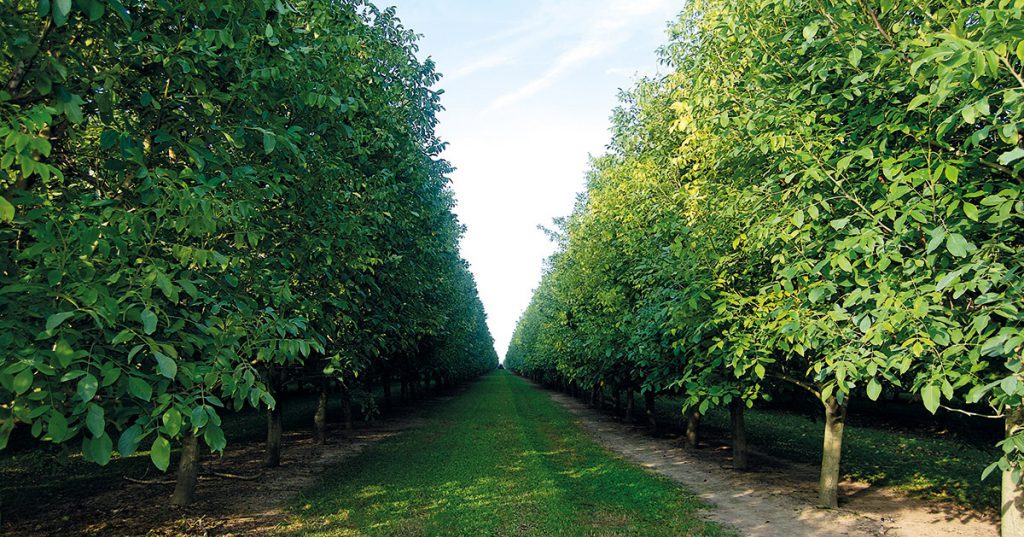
[0,0,497,507]
[505,1,1024,535]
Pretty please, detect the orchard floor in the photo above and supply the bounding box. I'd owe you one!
[549,390,1000,537]
[3,372,1000,536]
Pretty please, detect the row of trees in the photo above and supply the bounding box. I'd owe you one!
[506,1,1023,534]
[0,0,496,507]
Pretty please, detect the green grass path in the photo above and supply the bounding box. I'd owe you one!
[287,371,723,536]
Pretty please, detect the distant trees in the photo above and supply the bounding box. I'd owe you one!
[0,0,496,507]
[506,1,1023,534]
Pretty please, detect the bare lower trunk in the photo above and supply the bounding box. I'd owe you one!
[314,381,328,444]
[685,408,701,448]
[400,378,409,404]
[265,401,283,468]
[644,390,657,434]
[625,388,635,422]
[382,375,392,411]
[730,399,748,471]
[818,396,848,508]
[1003,405,1024,537]
[171,432,200,506]
[613,389,622,418]
[589,385,599,408]
[342,388,354,432]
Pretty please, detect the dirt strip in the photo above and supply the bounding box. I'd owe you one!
[549,391,998,537]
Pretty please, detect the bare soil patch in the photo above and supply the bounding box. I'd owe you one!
[2,404,436,537]
[549,391,999,537]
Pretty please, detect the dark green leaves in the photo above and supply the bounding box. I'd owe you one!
[46,311,76,331]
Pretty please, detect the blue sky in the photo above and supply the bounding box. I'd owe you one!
[384,1,682,358]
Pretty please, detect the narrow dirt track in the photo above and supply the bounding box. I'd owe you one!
[549,391,999,537]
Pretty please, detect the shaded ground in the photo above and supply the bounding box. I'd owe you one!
[1,399,437,536]
[549,390,999,537]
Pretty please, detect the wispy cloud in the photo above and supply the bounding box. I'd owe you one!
[475,0,676,112]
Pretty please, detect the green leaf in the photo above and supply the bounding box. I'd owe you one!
[117,425,142,456]
[83,432,113,465]
[963,201,979,221]
[848,47,862,68]
[154,352,177,379]
[128,376,152,401]
[13,368,33,395]
[0,197,14,222]
[191,406,209,428]
[162,408,182,437]
[203,424,227,452]
[150,436,171,471]
[46,311,76,331]
[945,233,970,258]
[77,373,98,402]
[106,0,130,22]
[53,0,72,26]
[866,378,882,401]
[48,412,68,442]
[997,147,1024,166]
[85,403,105,437]
[140,309,157,335]
[921,384,941,414]
[263,132,277,154]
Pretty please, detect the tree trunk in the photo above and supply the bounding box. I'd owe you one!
[400,378,408,404]
[818,396,848,508]
[625,388,635,422]
[314,380,328,444]
[644,390,657,434]
[382,375,392,411]
[685,408,701,449]
[1002,405,1024,537]
[613,389,622,418]
[171,432,200,506]
[342,387,354,432]
[265,400,283,468]
[730,399,748,471]
[589,385,599,408]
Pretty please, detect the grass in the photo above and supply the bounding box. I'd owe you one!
[651,397,1000,512]
[287,371,725,536]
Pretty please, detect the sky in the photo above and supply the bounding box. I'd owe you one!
[384,1,682,359]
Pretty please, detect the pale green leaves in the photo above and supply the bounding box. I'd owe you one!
[920,385,941,414]
[848,48,863,68]
[0,197,14,223]
[150,436,171,471]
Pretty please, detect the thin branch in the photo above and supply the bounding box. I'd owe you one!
[770,372,821,398]
[939,404,1004,420]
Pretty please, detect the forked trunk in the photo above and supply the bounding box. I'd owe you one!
[171,431,200,506]
[265,401,283,468]
[685,408,701,449]
[314,380,328,444]
[1002,405,1024,537]
[818,396,848,508]
[644,390,657,434]
[730,399,748,470]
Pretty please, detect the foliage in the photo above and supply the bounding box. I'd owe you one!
[0,0,496,472]
[507,0,1024,499]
